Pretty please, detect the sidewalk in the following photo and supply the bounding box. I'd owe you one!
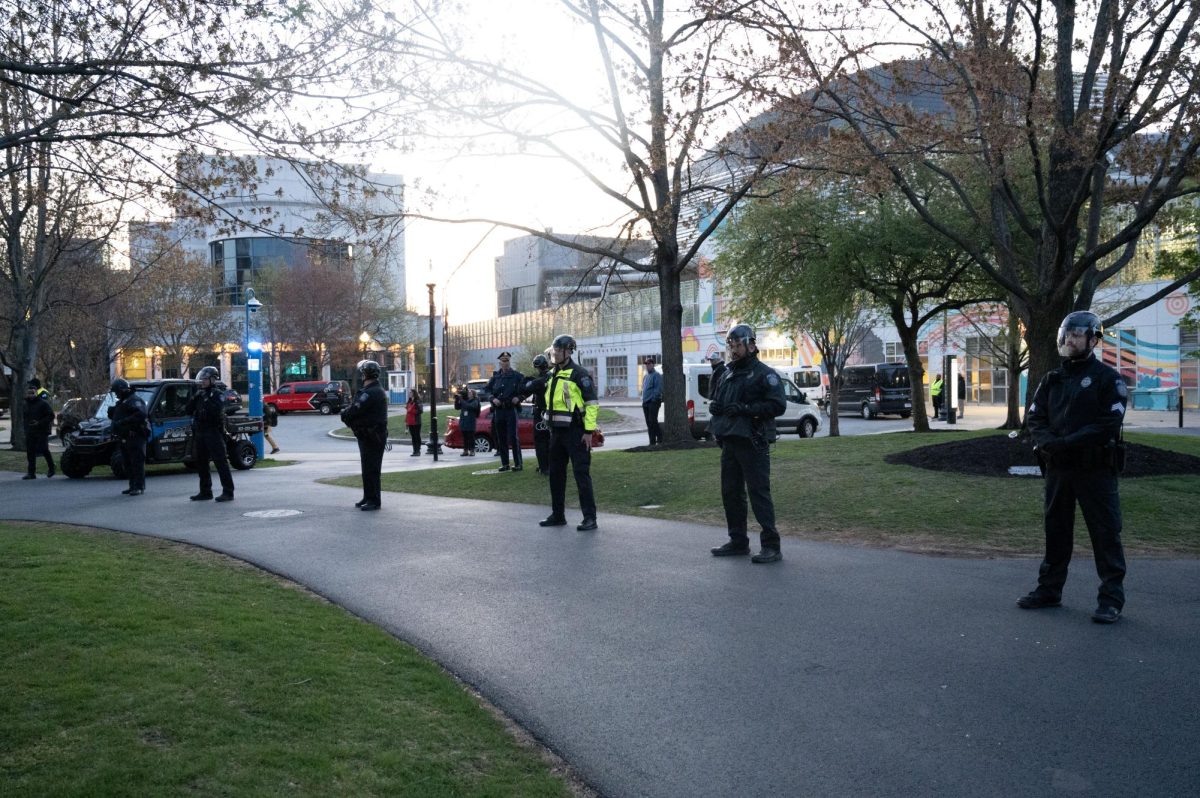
[2,452,1197,797]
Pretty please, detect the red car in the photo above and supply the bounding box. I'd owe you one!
[445,405,604,453]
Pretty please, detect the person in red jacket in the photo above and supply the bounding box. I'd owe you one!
[405,392,423,456]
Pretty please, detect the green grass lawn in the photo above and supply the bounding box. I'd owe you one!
[0,522,572,797]
[327,430,1200,556]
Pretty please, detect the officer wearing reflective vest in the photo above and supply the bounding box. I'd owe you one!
[539,334,599,532]
[707,324,787,564]
[1020,311,1128,624]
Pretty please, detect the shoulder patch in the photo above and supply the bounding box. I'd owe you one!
[580,376,592,389]
[1080,376,1092,388]
[357,391,369,402]
[766,374,780,386]
[1115,381,1128,398]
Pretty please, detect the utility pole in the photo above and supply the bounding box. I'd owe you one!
[427,282,439,461]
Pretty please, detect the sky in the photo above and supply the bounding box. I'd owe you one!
[379,1,638,323]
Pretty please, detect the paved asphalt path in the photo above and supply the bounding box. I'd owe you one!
[3,412,1199,797]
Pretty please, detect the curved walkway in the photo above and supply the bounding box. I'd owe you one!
[2,457,1198,796]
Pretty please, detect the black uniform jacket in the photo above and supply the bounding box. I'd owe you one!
[111,394,149,439]
[342,382,388,436]
[1027,355,1127,464]
[187,386,227,429]
[24,393,55,439]
[455,395,481,432]
[708,355,786,442]
[486,368,525,406]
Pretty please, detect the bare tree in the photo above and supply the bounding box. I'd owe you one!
[726,0,1200,395]
[381,0,796,443]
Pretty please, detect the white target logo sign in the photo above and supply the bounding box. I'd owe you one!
[1164,293,1189,316]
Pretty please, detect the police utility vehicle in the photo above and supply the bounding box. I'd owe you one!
[60,379,263,479]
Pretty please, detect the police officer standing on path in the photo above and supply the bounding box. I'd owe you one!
[109,378,148,496]
[1020,311,1128,623]
[22,378,56,479]
[707,351,727,393]
[540,334,599,531]
[342,359,389,511]
[186,366,235,502]
[521,352,553,474]
[641,356,663,445]
[486,352,525,471]
[708,324,788,564]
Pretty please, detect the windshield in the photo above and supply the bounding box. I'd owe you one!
[94,386,158,418]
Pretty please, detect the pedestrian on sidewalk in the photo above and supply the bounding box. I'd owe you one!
[263,402,281,454]
[708,324,787,564]
[22,378,56,479]
[342,360,389,511]
[1019,311,1127,624]
[931,373,944,419]
[454,388,480,456]
[641,355,663,445]
[957,372,967,419]
[406,391,423,456]
[540,334,599,532]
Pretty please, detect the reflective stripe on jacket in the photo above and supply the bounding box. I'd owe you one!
[545,361,598,430]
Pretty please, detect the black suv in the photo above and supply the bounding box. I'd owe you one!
[60,379,263,479]
[837,363,913,419]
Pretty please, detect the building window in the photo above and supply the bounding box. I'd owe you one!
[884,342,905,364]
[210,236,351,305]
[605,356,627,397]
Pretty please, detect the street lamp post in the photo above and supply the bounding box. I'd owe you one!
[427,282,439,462]
[358,331,371,390]
[244,287,265,458]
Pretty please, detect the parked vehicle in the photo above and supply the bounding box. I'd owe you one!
[836,363,913,419]
[60,379,263,479]
[777,366,828,407]
[262,380,348,415]
[445,404,605,453]
[682,363,823,440]
[56,395,105,443]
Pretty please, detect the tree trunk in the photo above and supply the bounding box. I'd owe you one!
[826,385,842,437]
[898,331,929,432]
[1021,297,1073,407]
[657,261,689,444]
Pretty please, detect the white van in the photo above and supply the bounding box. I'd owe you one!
[683,363,823,440]
[776,365,828,407]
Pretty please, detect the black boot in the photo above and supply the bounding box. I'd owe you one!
[711,540,750,557]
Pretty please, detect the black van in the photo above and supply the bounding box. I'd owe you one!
[837,363,912,419]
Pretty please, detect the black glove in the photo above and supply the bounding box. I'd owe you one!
[709,401,725,416]
[728,402,749,416]
[1039,438,1065,455]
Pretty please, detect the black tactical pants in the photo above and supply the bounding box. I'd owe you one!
[1038,466,1126,609]
[720,436,780,551]
[642,400,662,445]
[493,407,522,468]
[25,433,54,476]
[548,424,595,521]
[357,429,386,505]
[123,434,147,491]
[194,424,235,497]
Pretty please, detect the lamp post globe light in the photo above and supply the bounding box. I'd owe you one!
[244,287,265,458]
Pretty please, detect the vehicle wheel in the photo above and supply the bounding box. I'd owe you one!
[228,440,257,470]
[900,412,911,419]
[799,417,817,438]
[860,403,876,420]
[318,402,333,415]
[60,449,91,479]
[473,434,493,454]
[183,460,197,470]
[109,449,128,479]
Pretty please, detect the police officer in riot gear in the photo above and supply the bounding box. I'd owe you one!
[708,324,788,564]
[1020,311,1128,623]
[109,378,149,496]
[540,334,599,531]
[22,378,56,479]
[521,352,553,474]
[342,359,389,510]
[186,365,235,502]
[486,351,525,471]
